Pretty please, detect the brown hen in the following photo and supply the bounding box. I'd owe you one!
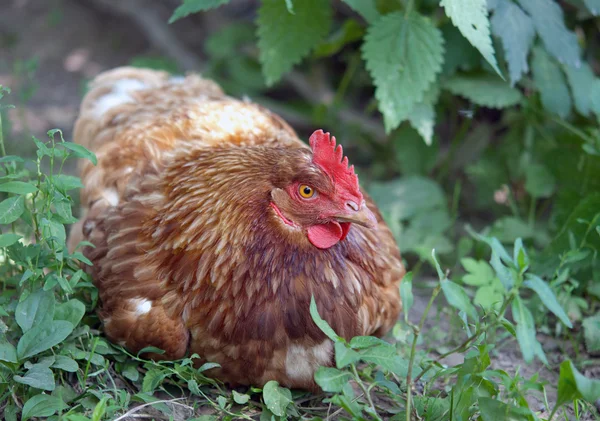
[68,67,405,390]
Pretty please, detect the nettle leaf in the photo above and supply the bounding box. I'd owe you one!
[555,360,600,411]
[314,367,352,392]
[262,380,292,416]
[21,394,66,421]
[408,84,440,145]
[524,275,572,328]
[0,181,37,195]
[512,296,537,363]
[583,314,600,353]
[491,0,535,85]
[14,364,55,391]
[478,397,532,420]
[257,0,332,85]
[399,272,414,322]
[17,320,74,360]
[169,0,231,23]
[342,0,380,24]
[441,0,501,76]
[15,290,56,333]
[531,46,572,118]
[517,0,580,67]
[362,12,443,132]
[563,63,597,117]
[443,75,522,108]
[0,196,25,224]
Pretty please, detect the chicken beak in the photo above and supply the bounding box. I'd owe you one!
[333,202,378,229]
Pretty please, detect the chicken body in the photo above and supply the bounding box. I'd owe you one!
[69,67,405,390]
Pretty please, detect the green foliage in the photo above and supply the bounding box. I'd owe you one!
[441,0,501,76]
[362,11,443,132]
[169,0,231,23]
[257,0,332,85]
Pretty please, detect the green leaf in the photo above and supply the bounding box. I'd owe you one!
[14,364,55,391]
[524,274,572,328]
[0,181,38,195]
[531,46,572,118]
[441,0,501,76]
[15,290,56,333]
[408,84,440,145]
[359,343,409,376]
[309,295,341,342]
[169,0,230,23]
[399,272,413,322]
[444,75,522,108]
[349,336,388,349]
[478,397,533,420]
[17,320,74,360]
[54,299,86,328]
[491,0,535,85]
[21,394,66,421]
[123,363,140,381]
[314,367,352,392]
[0,233,22,247]
[0,196,25,224]
[474,285,503,310]
[513,238,529,271]
[335,341,360,368]
[512,296,536,363]
[342,0,380,24]
[517,0,580,67]
[461,258,495,286]
[525,163,555,198]
[62,142,97,165]
[555,360,600,411]
[257,0,332,85]
[52,174,83,192]
[0,338,18,363]
[262,380,292,416]
[232,390,250,405]
[583,314,600,353]
[52,355,79,372]
[563,63,597,117]
[142,368,168,393]
[362,12,444,132]
[441,279,477,320]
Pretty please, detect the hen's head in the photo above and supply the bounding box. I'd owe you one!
[270,130,377,249]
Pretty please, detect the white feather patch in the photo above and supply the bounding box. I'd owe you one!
[130,298,152,315]
[93,78,147,118]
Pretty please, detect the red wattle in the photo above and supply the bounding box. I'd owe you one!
[307,222,344,249]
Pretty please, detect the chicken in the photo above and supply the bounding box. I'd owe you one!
[68,67,405,390]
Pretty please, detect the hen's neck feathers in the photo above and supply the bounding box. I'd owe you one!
[135,144,381,298]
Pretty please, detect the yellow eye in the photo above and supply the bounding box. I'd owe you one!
[299,184,316,199]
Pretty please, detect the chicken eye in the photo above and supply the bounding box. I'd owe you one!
[298,184,316,199]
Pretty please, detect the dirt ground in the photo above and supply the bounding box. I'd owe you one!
[1,1,598,419]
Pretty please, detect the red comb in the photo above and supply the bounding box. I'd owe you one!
[309,130,362,201]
